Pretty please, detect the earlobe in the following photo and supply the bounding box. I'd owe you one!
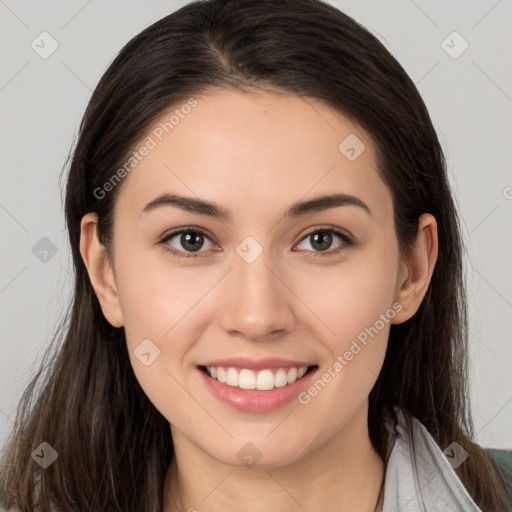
[79,212,124,328]
[392,213,438,324]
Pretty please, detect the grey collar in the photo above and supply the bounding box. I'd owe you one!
[375,407,482,512]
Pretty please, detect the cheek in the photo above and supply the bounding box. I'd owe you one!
[292,267,395,431]
[113,240,196,340]
[115,261,200,420]
[296,247,398,340]
[290,242,398,403]
[114,247,217,387]
[297,275,392,393]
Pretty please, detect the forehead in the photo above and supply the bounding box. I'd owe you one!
[115,89,392,223]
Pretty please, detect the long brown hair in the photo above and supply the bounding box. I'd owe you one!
[0,0,509,510]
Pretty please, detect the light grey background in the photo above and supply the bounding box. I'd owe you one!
[1,0,511,450]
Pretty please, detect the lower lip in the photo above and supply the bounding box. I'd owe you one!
[197,366,318,413]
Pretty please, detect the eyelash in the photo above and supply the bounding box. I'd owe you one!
[159,226,353,260]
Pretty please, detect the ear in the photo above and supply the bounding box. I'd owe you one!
[392,213,438,324]
[79,212,124,328]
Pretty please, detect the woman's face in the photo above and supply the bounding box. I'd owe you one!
[93,89,414,466]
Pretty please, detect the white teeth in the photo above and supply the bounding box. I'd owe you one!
[216,367,227,383]
[256,369,274,390]
[226,368,239,386]
[239,369,256,389]
[287,367,298,383]
[205,366,310,390]
[274,369,288,388]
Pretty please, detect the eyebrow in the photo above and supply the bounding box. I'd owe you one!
[141,192,372,220]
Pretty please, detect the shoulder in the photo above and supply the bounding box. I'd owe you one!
[485,448,512,510]
[485,448,512,475]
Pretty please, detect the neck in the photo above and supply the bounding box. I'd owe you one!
[163,401,384,512]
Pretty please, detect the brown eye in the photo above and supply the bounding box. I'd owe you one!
[161,228,215,258]
[296,228,352,255]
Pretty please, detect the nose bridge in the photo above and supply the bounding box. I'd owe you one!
[218,241,295,339]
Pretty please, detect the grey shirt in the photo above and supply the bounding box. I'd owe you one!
[375,407,481,511]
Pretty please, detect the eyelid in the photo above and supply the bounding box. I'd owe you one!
[299,224,353,243]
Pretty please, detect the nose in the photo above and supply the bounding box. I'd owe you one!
[218,249,297,341]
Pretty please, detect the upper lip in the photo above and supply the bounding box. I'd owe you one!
[199,357,315,371]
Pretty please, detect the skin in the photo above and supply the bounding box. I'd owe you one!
[80,88,438,512]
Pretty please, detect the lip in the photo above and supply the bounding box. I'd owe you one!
[197,364,318,413]
[199,357,315,371]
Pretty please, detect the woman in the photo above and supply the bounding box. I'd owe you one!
[1,0,510,510]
